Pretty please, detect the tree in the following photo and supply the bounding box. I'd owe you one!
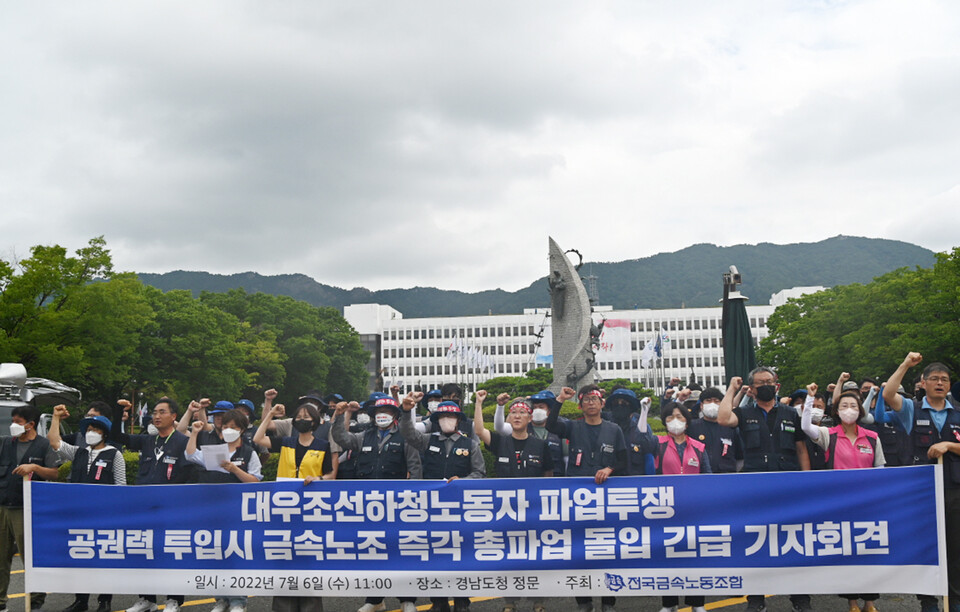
[757,247,960,391]
[0,238,154,400]
[136,288,248,401]
[200,289,369,400]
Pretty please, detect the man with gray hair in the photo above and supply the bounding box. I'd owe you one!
[718,366,811,612]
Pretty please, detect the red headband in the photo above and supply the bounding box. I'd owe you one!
[579,390,603,401]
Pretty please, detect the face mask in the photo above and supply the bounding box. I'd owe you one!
[666,419,686,436]
[839,408,860,425]
[9,423,25,437]
[221,428,241,443]
[293,419,315,433]
[147,424,159,436]
[809,408,825,424]
[356,412,371,425]
[700,402,719,419]
[85,430,104,446]
[427,401,440,413]
[438,416,458,435]
[532,408,548,424]
[755,385,777,402]
[375,413,394,429]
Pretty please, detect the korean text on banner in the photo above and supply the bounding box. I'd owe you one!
[25,466,946,598]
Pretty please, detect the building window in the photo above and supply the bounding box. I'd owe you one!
[710,319,717,329]
[505,327,512,336]
[406,348,412,358]
[482,328,488,337]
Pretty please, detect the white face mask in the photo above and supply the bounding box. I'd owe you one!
[796,405,804,417]
[809,408,825,424]
[839,408,860,425]
[375,413,394,429]
[700,402,720,419]
[9,423,25,437]
[427,401,440,413]
[147,423,159,436]
[666,419,686,436]
[438,416,458,435]
[356,412,371,425]
[85,430,104,446]
[531,408,549,424]
[221,428,241,443]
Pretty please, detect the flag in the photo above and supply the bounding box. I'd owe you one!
[639,337,657,369]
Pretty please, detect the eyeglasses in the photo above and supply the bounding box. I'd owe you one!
[581,396,602,404]
[926,376,951,384]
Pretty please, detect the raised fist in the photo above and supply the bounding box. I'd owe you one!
[264,389,278,401]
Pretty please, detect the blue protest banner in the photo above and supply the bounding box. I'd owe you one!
[25,466,945,597]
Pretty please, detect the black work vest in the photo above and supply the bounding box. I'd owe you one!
[422,433,472,479]
[0,436,51,507]
[355,428,408,480]
[134,431,194,485]
[70,446,119,484]
[738,403,800,472]
[688,418,740,473]
[912,400,960,488]
[196,444,255,484]
[566,420,622,477]
[493,435,549,478]
[530,426,564,477]
[625,427,650,475]
[864,420,912,467]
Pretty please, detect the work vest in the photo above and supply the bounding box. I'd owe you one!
[530,426,565,477]
[355,428,408,480]
[805,438,827,470]
[197,444,255,483]
[825,425,879,470]
[863,420,911,467]
[912,399,960,487]
[135,431,194,485]
[277,436,328,479]
[421,433,472,480]
[688,418,740,473]
[565,420,622,477]
[739,403,800,472]
[655,436,706,475]
[69,446,119,484]
[337,448,360,480]
[493,434,549,478]
[625,427,652,475]
[0,436,51,506]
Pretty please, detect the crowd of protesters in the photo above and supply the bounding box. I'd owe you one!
[0,352,956,612]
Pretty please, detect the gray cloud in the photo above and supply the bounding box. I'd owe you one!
[1,1,958,292]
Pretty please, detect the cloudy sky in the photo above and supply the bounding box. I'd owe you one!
[2,1,959,292]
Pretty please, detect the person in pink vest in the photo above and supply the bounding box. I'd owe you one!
[801,383,884,612]
[638,400,710,612]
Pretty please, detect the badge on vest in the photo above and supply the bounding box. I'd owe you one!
[498,457,509,463]
[428,445,441,453]
[917,419,931,426]
[455,448,468,456]
[688,457,699,467]
[162,456,177,464]
[361,446,373,452]
[857,444,873,454]
[782,423,795,433]
[601,444,614,454]
[721,437,733,446]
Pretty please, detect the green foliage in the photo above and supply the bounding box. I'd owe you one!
[1,238,371,409]
[758,247,960,391]
[200,289,370,400]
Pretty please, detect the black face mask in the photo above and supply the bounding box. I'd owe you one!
[755,385,777,402]
[293,419,315,433]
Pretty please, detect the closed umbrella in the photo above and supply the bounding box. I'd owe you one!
[721,266,757,384]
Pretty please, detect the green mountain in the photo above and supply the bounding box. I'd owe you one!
[138,236,937,317]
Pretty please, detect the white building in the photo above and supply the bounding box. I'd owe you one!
[344,298,779,394]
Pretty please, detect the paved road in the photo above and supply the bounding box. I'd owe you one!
[5,555,932,612]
